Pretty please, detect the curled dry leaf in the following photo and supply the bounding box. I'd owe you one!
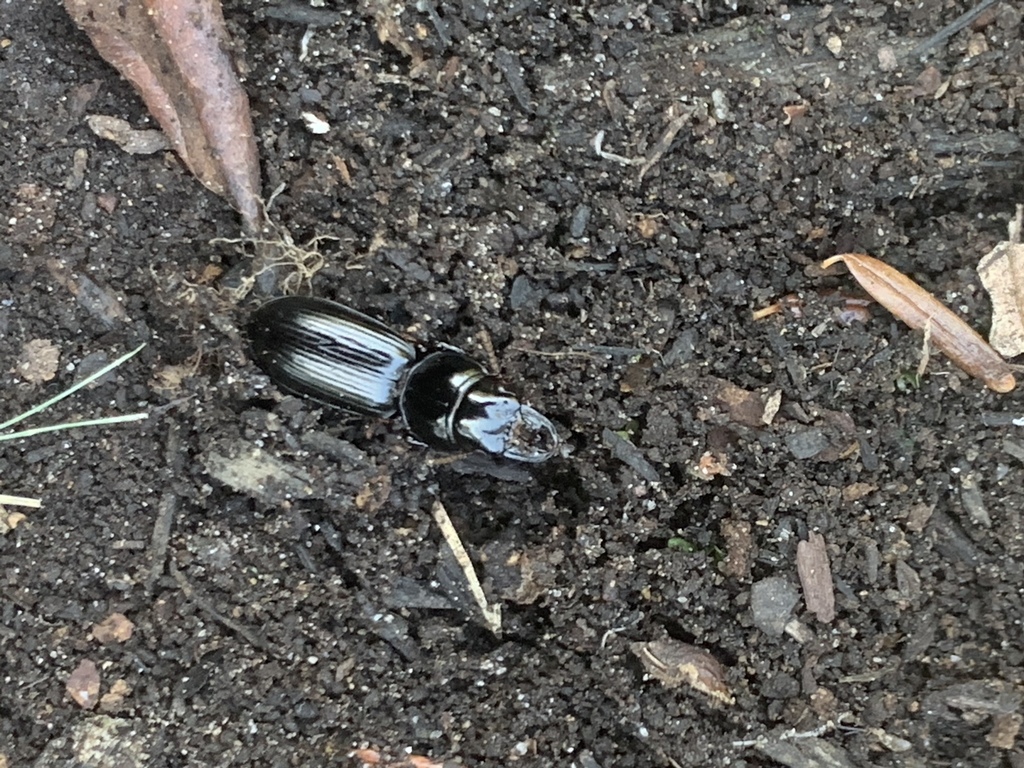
[978,205,1024,358]
[822,253,1016,393]
[631,639,734,705]
[796,531,836,623]
[64,0,263,232]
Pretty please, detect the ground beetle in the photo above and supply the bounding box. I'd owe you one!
[248,296,560,462]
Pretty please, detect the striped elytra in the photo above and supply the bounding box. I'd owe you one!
[248,296,560,463]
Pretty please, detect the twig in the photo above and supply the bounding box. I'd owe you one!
[431,500,502,636]
[733,723,833,748]
[638,108,690,181]
[145,492,178,591]
[0,494,42,509]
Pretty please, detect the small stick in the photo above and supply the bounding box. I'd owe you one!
[475,329,500,373]
[145,492,178,591]
[638,108,690,182]
[431,500,502,636]
[0,494,42,509]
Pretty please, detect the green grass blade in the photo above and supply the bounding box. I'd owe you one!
[0,343,146,433]
[0,412,149,442]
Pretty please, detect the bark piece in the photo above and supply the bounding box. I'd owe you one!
[64,0,263,231]
[822,253,1015,393]
[797,532,836,623]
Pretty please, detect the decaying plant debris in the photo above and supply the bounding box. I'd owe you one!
[63,0,263,232]
[822,253,1016,393]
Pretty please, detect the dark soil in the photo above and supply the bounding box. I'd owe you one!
[3,2,1024,766]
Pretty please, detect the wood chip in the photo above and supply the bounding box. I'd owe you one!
[719,518,755,579]
[85,114,169,154]
[822,253,1015,393]
[796,531,836,623]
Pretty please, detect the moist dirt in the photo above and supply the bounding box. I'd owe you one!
[3,2,1024,766]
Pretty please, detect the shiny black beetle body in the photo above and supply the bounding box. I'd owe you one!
[248,297,559,462]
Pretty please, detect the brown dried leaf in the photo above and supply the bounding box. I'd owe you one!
[708,377,766,428]
[978,205,1024,358]
[16,339,60,383]
[631,639,734,705]
[797,531,836,623]
[66,659,101,709]
[64,0,262,231]
[90,612,135,644]
[822,253,1016,393]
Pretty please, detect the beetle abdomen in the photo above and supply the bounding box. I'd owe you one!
[248,297,415,415]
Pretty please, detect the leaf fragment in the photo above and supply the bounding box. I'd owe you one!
[90,612,135,644]
[64,0,263,232]
[631,639,734,705]
[978,205,1024,358]
[821,253,1015,393]
[66,659,101,709]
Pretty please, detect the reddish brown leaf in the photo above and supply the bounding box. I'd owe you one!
[64,0,263,232]
[822,253,1016,393]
